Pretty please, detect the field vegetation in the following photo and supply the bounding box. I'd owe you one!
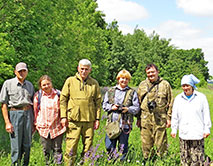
[0,87,212,165]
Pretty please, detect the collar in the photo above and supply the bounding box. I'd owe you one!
[115,84,130,91]
[15,77,26,86]
[42,88,56,96]
[146,77,162,85]
[181,90,198,101]
[75,72,90,82]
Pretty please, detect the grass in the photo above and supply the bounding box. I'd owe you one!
[0,87,213,165]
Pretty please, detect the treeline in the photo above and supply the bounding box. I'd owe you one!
[0,0,209,89]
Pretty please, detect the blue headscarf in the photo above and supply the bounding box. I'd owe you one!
[181,74,200,89]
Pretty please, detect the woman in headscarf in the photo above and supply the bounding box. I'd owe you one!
[171,74,212,166]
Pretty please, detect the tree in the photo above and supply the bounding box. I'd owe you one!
[0,33,15,86]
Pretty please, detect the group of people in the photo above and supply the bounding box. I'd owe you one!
[0,59,211,166]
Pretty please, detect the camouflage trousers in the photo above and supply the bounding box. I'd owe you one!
[140,111,168,159]
[179,138,205,166]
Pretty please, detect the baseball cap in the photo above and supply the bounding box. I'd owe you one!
[15,62,28,71]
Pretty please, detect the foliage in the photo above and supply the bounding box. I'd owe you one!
[0,33,14,86]
[0,0,210,89]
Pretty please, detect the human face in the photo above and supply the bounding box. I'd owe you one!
[182,84,193,96]
[15,69,28,83]
[146,66,159,83]
[41,79,53,94]
[118,77,129,88]
[77,64,91,81]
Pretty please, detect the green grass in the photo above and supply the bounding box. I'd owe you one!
[0,87,213,165]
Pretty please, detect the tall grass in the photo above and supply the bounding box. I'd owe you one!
[0,87,212,165]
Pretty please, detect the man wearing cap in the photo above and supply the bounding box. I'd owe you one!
[0,62,34,166]
[171,74,211,165]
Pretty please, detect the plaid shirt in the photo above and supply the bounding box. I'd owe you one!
[33,89,66,139]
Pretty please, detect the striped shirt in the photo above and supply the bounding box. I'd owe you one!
[33,89,66,139]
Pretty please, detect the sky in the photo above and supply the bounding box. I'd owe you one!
[96,0,213,76]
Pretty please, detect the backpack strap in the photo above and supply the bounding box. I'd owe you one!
[37,89,42,111]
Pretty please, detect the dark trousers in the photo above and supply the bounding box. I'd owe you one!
[9,110,33,166]
[40,134,63,165]
[105,128,129,161]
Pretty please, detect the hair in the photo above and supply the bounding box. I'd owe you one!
[145,63,159,72]
[79,59,92,67]
[116,69,131,80]
[38,75,52,89]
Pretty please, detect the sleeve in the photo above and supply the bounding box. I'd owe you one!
[0,81,9,104]
[166,83,174,120]
[60,78,70,118]
[171,97,179,134]
[33,92,39,125]
[102,91,113,112]
[137,82,144,103]
[202,95,212,134]
[128,90,140,116]
[94,82,101,120]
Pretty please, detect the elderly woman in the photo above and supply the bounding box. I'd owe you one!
[171,74,212,166]
[102,69,140,161]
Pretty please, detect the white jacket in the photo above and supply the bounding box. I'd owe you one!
[171,90,212,140]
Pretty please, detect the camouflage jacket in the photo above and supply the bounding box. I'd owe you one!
[137,77,173,120]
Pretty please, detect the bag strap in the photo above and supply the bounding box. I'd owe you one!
[122,88,134,106]
[140,79,162,103]
[121,88,134,134]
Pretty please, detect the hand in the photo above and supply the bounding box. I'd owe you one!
[122,107,128,113]
[171,133,176,138]
[94,120,100,130]
[166,119,171,128]
[5,122,14,133]
[112,104,119,110]
[136,119,141,128]
[203,133,210,138]
[61,118,68,127]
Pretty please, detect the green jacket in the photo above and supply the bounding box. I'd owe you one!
[137,77,173,120]
[60,73,101,122]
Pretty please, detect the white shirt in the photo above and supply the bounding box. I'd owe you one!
[171,90,212,140]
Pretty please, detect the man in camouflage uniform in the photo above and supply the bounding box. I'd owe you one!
[60,59,101,166]
[137,64,173,160]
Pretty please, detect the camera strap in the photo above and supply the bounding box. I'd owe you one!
[141,79,162,103]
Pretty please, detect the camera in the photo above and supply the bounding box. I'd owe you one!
[117,104,124,112]
[147,100,157,112]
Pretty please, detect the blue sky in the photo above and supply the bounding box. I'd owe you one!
[97,0,213,76]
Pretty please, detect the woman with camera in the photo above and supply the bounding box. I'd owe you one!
[102,69,140,161]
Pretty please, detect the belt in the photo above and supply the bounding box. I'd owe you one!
[10,105,32,111]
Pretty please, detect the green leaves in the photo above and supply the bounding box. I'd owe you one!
[0,0,209,89]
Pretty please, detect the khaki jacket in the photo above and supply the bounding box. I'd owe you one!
[60,73,101,122]
[137,77,173,120]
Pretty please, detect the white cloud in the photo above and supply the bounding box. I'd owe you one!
[97,0,148,23]
[156,20,201,40]
[176,0,213,16]
[145,20,213,75]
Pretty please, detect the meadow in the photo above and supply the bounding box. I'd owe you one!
[0,87,213,165]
